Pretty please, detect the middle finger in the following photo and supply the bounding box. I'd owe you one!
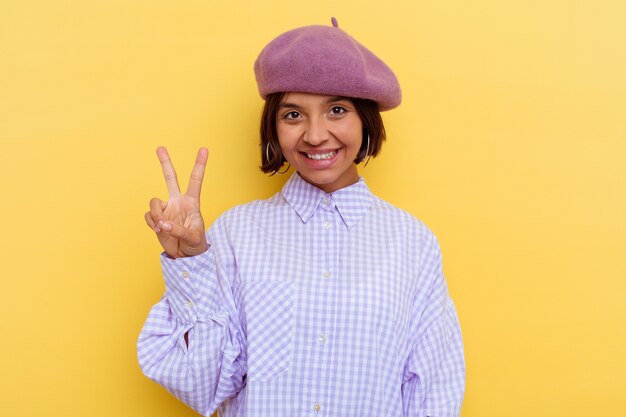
[186,147,208,199]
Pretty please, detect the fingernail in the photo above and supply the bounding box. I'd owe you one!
[162,222,172,232]
[158,220,164,228]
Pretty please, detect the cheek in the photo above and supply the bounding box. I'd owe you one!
[340,128,363,150]
[277,126,300,152]
[276,134,289,154]
[340,119,363,147]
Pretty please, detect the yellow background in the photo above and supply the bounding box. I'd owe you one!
[1,0,624,416]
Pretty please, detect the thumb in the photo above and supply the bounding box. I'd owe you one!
[160,221,204,246]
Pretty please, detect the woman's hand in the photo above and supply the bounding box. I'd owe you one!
[144,146,209,259]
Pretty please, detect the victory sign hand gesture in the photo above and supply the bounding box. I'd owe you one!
[145,147,209,259]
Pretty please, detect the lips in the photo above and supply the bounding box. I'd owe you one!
[299,148,341,169]
[306,150,337,160]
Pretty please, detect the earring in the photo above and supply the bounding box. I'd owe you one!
[266,142,290,175]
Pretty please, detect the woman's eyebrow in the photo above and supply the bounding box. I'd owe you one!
[279,96,349,109]
[279,102,302,109]
[324,96,348,104]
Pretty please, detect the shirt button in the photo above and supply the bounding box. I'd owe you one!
[322,197,329,205]
[323,222,331,230]
[185,300,194,308]
[317,334,327,345]
[322,271,331,279]
[182,271,190,279]
[313,403,321,413]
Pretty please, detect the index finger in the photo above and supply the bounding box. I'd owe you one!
[186,147,208,199]
[156,146,181,197]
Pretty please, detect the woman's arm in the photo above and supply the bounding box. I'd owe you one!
[402,232,466,417]
[137,240,246,415]
[139,147,247,414]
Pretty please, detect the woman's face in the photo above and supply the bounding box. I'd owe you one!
[276,93,362,193]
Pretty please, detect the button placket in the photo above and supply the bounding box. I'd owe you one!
[311,209,338,415]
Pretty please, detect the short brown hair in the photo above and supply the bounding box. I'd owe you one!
[259,93,386,174]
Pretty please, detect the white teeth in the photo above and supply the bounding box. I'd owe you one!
[306,151,337,160]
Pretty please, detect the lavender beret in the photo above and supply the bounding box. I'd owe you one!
[254,18,401,111]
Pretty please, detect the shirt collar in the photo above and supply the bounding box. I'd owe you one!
[281,173,374,230]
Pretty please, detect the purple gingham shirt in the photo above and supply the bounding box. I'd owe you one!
[138,173,465,417]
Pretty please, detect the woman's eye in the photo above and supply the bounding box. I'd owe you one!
[330,106,346,115]
[284,111,301,120]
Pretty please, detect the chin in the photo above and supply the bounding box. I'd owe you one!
[299,167,358,192]
[301,171,337,186]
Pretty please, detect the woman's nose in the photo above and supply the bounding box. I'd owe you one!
[303,117,329,145]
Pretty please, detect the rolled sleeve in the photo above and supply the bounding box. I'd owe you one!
[160,247,220,323]
[403,232,466,417]
[137,227,246,415]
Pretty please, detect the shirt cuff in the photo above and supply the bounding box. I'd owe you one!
[160,246,217,324]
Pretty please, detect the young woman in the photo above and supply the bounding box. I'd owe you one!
[138,18,465,417]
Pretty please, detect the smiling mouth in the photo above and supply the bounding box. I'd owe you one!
[305,150,337,160]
